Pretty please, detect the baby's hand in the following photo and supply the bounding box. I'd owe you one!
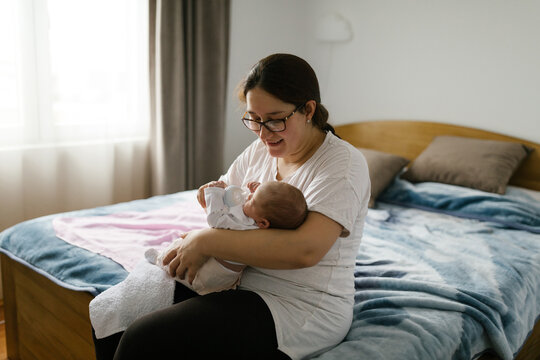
[209,181,227,189]
[246,181,260,193]
[197,181,228,208]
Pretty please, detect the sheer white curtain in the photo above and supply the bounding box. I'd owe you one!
[0,0,150,299]
[0,0,150,231]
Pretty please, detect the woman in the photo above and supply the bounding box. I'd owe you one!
[105,53,370,360]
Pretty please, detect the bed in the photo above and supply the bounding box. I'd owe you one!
[1,120,539,360]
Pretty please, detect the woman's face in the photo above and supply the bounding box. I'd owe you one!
[245,87,310,160]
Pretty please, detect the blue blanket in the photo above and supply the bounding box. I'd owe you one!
[1,182,540,360]
[0,191,194,294]
[314,204,540,360]
[313,180,540,360]
[379,178,540,233]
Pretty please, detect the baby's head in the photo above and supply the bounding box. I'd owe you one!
[243,181,308,229]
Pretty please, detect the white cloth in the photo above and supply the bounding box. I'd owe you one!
[155,187,258,292]
[89,260,176,339]
[90,187,259,339]
[204,186,258,230]
[152,239,246,296]
[219,132,370,360]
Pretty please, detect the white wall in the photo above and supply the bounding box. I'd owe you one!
[224,0,540,169]
[224,0,309,169]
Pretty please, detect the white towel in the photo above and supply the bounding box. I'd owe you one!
[89,259,176,339]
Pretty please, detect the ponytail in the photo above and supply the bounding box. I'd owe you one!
[311,103,337,136]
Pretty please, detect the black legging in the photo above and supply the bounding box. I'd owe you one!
[93,282,291,360]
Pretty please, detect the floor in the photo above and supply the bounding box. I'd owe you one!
[1,301,6,360]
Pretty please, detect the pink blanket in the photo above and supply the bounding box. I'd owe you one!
[53,201,208,271]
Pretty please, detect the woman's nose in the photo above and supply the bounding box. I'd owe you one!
[258,125,271,138]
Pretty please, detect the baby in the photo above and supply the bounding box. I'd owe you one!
[147,180,308,295]
[90,180,308,339]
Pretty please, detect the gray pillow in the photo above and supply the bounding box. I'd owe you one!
[401,136,533,194]
[357,148,409,208]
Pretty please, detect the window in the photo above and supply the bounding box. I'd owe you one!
[0,0,21,138]
[0,0,149,148]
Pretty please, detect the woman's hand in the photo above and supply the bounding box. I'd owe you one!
[197,181,227,208]
[162,229,210,284]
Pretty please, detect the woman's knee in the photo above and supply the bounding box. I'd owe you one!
[112,318,151,359]
[113,309,181,359]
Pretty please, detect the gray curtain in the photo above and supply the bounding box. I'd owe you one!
[149,0,230,195]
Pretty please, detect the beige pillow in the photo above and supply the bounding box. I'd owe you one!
[357,148,409,208]
[401,136,532,194]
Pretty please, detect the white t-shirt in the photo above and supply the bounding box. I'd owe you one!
[219,132,370,359]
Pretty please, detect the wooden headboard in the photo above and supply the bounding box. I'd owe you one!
[335,120,540,191]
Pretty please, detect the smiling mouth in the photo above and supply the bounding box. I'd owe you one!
[266,139,283,146]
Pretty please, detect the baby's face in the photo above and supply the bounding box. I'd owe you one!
[242,184,270,221]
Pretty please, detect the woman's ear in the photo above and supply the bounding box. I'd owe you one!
[304,100,317,120]
[256,218,270,229]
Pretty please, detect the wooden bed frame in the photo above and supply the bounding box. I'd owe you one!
[335,121,540,191]
[1,253,96,360]
[2,120,539,360]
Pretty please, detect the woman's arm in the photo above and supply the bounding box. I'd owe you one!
[163,211,342,284]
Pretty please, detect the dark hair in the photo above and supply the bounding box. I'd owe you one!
[238,53,336,135]
[258,182,308,229]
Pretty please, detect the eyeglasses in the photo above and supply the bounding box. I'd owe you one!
[241,104,304,132]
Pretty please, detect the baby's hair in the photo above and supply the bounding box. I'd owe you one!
[257,182,308,229]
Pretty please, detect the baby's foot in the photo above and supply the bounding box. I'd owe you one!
[145,248,159,264]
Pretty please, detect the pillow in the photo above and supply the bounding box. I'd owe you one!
[357,148,409,208]
[401,136,533,194]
